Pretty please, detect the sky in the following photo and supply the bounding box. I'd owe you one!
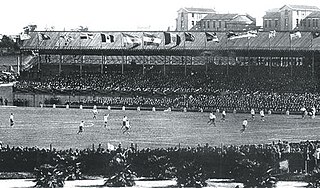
[2,0,320,35]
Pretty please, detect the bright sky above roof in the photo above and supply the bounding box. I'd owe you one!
[2,0,320,35]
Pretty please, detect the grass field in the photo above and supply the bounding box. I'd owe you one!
[0,106,319,150]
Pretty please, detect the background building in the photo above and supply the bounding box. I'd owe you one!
[192,13,256,31]
[176,7,215,31]
[263,5,320,31]
[263,10,281,31]
[299,12,320,31]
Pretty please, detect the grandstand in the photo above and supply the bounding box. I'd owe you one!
[9,30,320,112]
[18,31,320,74]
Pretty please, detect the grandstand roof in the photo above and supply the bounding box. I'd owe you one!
[19,31,320,56]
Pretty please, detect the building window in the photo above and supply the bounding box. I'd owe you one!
[268,20,272,27]
[213,21,216,28]
[219,21,222,28]
[275,19,278,27]
[264,20,267,28]
[207,21,210,29]
[285,10,289,15]
[181,12,184,18]
[192,13,194,17]
[285,18,288,27]
[297,11,299,15]
[296,19,299,27]
[308,19,311,27]
[316,19,319,27]
[192,21,194,26]
[313,19,316,27]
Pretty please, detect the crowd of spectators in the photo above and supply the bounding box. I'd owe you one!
[0,140,319,178]
[14,64,320,112]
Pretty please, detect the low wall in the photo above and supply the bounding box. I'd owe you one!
[0,83,13,106]
[13,92,304,115]
[14,93,95,107]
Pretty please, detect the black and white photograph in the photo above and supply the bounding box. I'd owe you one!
[1,0,320,187]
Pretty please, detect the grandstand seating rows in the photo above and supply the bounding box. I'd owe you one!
[13,60,319,112]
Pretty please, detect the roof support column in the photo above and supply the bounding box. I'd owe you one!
[80,55,83,75]
[121,55,125,74]
[247,57,250,76]
[59,54,62,75]
[38,53,41,80]
[190,56,193,75]
[17,53,22,75]
[142,62,145,75]
[142,54,145,75]
[101,54,104,74]
[183,56,187,76]
[164,56,166,76]
[269,56,272,75]
[290,56,293,77]
[227,54,229,77]
[247,37,250,77]
[205,56,208,74]
[312,51,315,78]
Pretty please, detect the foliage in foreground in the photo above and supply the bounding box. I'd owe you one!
[232,158,277,188]
[34,164,65,188]
[104,152,136,187]
[307,167,320,188]
[175,160,208,188]
[33,152,82,188]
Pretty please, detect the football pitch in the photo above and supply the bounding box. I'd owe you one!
[0,106,319,150]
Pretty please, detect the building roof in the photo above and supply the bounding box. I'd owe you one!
[263,11,281,19]
[229,15,255,24]
[280,5,320,11]
[179,7,215,13]
[202,13,238,20]
[266,8,280,13]
[306,11,320,18]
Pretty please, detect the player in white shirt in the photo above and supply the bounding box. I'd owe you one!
[104,114,109,127]
[9,113,14,126]
[77,121,84,134]
[301,107,306,119]
[207,112,216,126]
[240,119,248,133]
[92,108,98,119]
[221,110,226,121]
[251,109,255,120]
[123,120,131,134]
[311,107,316,119]
[260,110,265,121]
[121,116,127,129]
